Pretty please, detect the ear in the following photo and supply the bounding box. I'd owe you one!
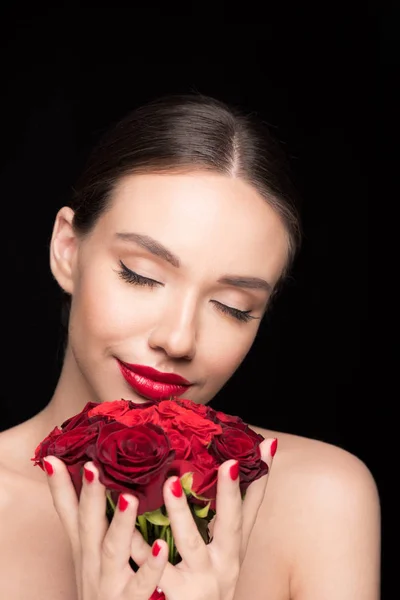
[49,206,79,294]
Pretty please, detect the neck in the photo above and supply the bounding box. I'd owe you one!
[38,345,98,430]
[22,346,97,455]
[1,346,99,482]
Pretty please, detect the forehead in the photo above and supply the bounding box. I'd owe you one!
[99,171,289,282]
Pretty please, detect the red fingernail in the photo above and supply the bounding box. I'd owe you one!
[152,541,162,557]
[229,461,239,481]
[84,466,94,483]
[43,458,54,476]
[270,438,278,457]
[170,478,182,498]
[118,494,129,512]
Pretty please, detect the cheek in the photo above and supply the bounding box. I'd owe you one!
[201,325,257,383]
[71,266,156,342]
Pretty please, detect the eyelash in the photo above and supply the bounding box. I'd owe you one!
[117,260,161,288]
[211,301,256,323]
[117,260,257,323]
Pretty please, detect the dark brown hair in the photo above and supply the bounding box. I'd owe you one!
[62,93,301,326]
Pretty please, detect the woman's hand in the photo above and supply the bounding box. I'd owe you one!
[43,456,168,600]
[131,437,276,600]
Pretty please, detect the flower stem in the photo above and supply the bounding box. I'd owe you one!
[160,525,167,539]
[137,515,148,543]
[106,491,116,512]
[166,526,175,563]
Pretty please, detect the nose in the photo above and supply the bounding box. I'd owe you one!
[148,297,197,360]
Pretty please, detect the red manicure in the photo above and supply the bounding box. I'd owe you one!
[152,541,162,557]
[118,494,129,512]
[270,438,278,457]
[170,478,183,498]
[43,458,54,476]
[229,461,239,481]
[84,467,95,483]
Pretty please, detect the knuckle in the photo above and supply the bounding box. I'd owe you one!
[101,538,118,561]
[185,532,204,553]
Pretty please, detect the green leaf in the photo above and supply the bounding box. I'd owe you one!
[193,501,211,519]
[180,472,194,495]
[190,489,211,502]
[137,515,148,543]
[180,473,213,502]
[144,508,170,526]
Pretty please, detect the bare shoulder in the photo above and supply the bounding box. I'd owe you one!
[0,461,15,512]
[0,421,51,529]
[251,424,380,528]
[252,425,379,498]
[0,426,78,600]
[245,426,381,599]
[0,426,23,503]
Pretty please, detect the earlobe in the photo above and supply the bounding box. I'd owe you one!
[49,206,78,294]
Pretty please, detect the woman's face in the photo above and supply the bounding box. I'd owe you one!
[52,171,289,406]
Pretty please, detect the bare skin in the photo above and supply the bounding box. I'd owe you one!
[0,172,380,599]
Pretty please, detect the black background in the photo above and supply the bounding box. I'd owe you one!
[0,4,392,597]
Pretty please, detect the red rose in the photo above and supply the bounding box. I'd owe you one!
[209,425,268,494]
[168,437,219,508]
[167,430,192,460]
[210,409,247,431]
[174,398,210,416]
[88,399,133,420]
[32,425,62,462]
[86,421,175,514]
[156,400,222,446]
[173,412,222,447]
[189,438,219,506]
[32,422,103,496]
[116,404,161,428]
[88,399,157,421]
[60,401,101,431]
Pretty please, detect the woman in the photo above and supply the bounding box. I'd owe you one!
[0,94,380,599]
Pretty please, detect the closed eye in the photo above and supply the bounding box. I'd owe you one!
[211,300,259,323]
[117,261,258,322]
[117,260,163,288]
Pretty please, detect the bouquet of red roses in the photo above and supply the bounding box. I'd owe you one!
[32,397,268,575]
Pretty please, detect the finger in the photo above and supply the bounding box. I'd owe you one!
[101,493,139,577]
[78,462,108,581]
[129,525,179,592]
[163,476,209,571]
[241,437,277,546]
[130,525,152,565]
[209,459,243,562]
[43,456,80,557]
[125,539,168,600]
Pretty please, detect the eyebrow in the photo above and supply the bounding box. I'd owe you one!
[217,275,272,292]
[116,232,180,268]
[115,231,272,293]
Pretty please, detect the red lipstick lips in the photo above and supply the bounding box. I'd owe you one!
[117,360,191,401]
